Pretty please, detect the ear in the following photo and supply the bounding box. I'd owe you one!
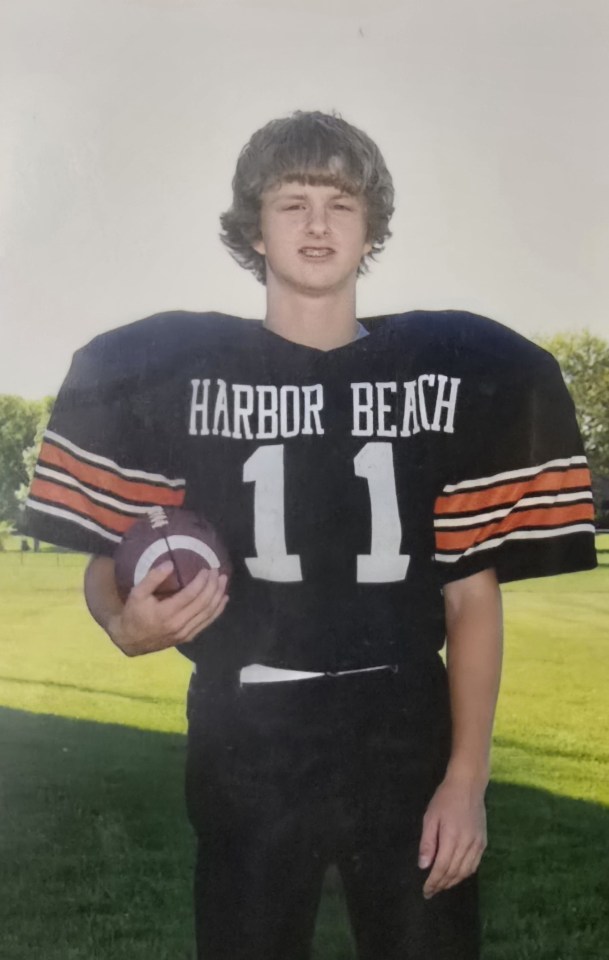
[363,240,373,256]
[252,237,266,256]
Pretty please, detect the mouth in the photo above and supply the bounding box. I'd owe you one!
[299,247,335,260]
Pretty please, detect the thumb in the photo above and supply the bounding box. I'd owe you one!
[418,814,439,870]
[130,561,174,599]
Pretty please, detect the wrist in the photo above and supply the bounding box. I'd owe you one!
[444,757,490,791]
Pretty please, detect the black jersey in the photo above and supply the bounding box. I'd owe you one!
[22,311,597,675]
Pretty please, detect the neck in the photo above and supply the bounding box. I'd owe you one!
[263,281,359,351]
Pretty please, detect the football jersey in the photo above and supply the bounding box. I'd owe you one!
[22,311,597,675]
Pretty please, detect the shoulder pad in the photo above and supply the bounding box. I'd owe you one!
[69,311,245,389]
[384,310,552,377]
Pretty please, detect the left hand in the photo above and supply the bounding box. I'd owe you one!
[418,773,487,899]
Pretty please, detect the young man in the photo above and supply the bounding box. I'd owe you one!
[23,111,597,959]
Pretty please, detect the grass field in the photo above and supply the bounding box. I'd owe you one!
[1,540,608,959]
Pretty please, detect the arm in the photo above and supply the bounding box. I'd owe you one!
[84,555,229,657]
[419,567,503,898]
[444,566,503,788]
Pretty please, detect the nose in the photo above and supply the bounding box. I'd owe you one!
[304,204,330,236]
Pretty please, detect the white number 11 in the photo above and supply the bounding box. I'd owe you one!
[243,442,410,583]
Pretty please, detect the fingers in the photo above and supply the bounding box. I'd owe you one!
[176,573,226,625]
[424,840,469,898]
[180,593,230,644]
[118,567,229,656]
[156,571,228,640]
[423,823,459,899]
[418,812,439,872]
[423,831,486,898]
[130,561,175,600]
[160,568,225,617]
[454,842,485,886]
[419,780,487,900]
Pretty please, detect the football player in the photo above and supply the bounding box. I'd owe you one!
[23,111,597,959]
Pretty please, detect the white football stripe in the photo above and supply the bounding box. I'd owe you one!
[35,466,160,515]
[25,498,122,543]
[134,535,221,585]
[45,429,186,487]
[435,522,597,562]
[434,490,594,528]
[441,455,588,495]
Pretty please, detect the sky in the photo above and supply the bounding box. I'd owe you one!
[2,0,608,398]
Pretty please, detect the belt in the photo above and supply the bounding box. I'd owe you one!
[191,662,398,685]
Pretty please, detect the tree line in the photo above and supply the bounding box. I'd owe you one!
[0,332,608,537]
[537,332,609,526]
[0,395,53,529]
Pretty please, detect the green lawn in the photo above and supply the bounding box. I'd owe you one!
[1,541,608,959]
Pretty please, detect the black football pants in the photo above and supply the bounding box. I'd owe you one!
[185,660,480,960]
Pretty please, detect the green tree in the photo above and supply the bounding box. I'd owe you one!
[538,332,609,478]
[0,520,16,551]
[0,396,43,523]
[15,396,55,511]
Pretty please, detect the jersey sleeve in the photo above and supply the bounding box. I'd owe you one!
[20,335,186,556]
[433,350,597,584]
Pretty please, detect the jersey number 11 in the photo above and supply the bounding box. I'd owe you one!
[243,442,410,583]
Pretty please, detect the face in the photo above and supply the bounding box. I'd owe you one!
[252,181,372,295]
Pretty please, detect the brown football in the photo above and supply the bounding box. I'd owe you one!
[114,507,232,601]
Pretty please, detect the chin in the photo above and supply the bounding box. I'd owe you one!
[294,276,350,297]
[274,263,356,295]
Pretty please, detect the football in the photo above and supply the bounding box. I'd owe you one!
[114,506,232,601]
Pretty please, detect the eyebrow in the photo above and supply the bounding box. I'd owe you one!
[274,191,352,202]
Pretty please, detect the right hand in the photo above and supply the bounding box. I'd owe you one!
[108,562,229,657]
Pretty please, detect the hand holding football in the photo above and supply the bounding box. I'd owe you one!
[114,507,232,602]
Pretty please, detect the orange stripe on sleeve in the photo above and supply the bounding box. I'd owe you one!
[39,441,185,507]
[30,478,143,536]
[435,467,591,517]
[435,501,595,552]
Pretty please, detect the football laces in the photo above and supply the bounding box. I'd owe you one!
[148,506,169,529]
